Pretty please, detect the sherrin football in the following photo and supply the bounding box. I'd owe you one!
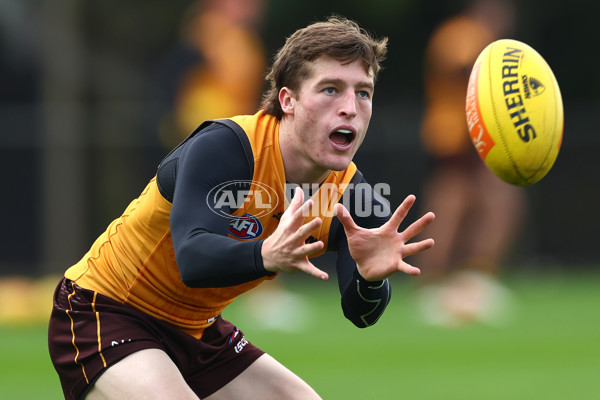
[465,39,563,186]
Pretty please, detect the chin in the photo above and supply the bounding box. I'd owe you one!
[325,159,353,172]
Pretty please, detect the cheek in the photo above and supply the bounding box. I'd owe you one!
[300,103,320,124]
[355,123,370,147]
[361,102,372,117]
[296,106,321,136]
[358,105,372,135]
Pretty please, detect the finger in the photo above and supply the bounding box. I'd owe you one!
[287,187,305,215]
[401,212,436,240]
[401,238,435,257]
[293,239,325,257]
[284,197,313,231]
[298,258,329,281]
[294,217,322,242]
[397,261,421,276]
[296,196,316,220]
[333,203,359,233]
[388,194,416,229]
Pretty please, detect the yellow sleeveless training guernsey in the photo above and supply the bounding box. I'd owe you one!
[66,110,358,339]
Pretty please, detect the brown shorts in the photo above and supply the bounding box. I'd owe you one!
[48,278,264,400]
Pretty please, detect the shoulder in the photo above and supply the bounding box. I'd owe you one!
[156,121,253,202]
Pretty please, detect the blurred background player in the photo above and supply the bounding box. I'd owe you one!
[416,0,526,326]
[148,0,308,331]
[151,0,267,149]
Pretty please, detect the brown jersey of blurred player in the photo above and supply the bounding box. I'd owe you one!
[417,0,526,325]
[158,0,267,148]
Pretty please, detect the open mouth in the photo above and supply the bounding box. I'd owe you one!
[329,129,355,148]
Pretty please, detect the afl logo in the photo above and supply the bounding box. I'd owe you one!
[206,180,279,219]
[229,213,263,239]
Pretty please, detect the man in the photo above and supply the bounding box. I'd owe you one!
[49,16,435,399]
[151,0,267,149]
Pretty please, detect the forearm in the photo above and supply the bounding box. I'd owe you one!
[176,232,273,288]
[336,236,391,328]
[341,269,391,328]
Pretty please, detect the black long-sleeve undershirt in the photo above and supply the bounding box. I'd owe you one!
[159,122,392,327]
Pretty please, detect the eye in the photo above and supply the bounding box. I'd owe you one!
[324,87,336,95]
[357,90,371,99]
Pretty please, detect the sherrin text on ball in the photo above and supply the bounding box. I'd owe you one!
[466,39,563,186]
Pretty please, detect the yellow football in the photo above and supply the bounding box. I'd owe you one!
[465,39,563,186]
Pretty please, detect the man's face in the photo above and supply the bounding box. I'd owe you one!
[282,56,374,175]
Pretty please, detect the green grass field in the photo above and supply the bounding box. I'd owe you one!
[1,270,599,399]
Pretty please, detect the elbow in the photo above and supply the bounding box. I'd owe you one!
[175,240,210,287]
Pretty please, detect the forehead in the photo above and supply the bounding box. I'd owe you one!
[302,55,374,86]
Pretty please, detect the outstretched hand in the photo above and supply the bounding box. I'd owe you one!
[334,194,435,281]
[261,187,329,280]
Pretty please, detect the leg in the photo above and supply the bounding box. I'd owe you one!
[206,353,321,400]
[467,165,526,273]
[422,166,524,326]
[416,162,472,282]
[86,349,198,400]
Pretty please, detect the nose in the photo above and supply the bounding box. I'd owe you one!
[338,92,358,118]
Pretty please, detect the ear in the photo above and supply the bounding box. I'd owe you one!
[279,87,295,115]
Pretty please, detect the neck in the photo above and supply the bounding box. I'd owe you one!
[279,118,331,185]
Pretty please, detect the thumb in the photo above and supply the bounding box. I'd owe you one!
[334,203,359,233]
[300,258,329,281]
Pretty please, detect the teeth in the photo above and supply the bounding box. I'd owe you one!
[337,129,352,134]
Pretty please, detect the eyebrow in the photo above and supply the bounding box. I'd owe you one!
[317,77,375,92]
